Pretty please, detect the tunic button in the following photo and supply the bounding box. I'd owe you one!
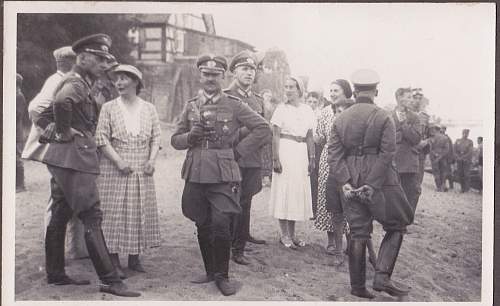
[84,145,88,148]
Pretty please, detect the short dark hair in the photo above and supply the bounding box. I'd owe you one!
[395,87,412,99]
[306,91,320,99]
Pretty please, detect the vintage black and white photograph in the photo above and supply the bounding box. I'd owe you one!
[3,1,494,305]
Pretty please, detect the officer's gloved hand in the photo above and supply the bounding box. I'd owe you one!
[342,183,355,199]
[188,122,205,145]
[354,185,375,205]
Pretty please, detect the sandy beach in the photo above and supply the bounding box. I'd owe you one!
[13,125,483,302]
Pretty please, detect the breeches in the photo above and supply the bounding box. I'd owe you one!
[399,172,421,212]
[344,185,413,240]
[182,182,241,241]
[46,165,102,229]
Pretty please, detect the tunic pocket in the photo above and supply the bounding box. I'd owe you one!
[216,150,241,182]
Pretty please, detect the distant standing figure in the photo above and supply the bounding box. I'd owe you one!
[391,87,421,207]
[428,124,450,192]
[269,76,316,249]
[307,90,324,220]
[96,64,161,277]
[16,73,28,192]
[454,129,474,192]
[441,125,455,190]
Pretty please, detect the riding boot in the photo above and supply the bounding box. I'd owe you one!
[191,232,215,283]
[109,253,127,279]
[213,238,237,296]
[84,225,140,297]
[373,231,409,297]
[348,239,375,299]
[128,254,146,273]
[331,218,345,266]
[45,225,90,285]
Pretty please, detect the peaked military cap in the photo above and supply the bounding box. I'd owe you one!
[351,69,380,91]
[53,46,76,61]
[229,50,257,72]
[197,54,227,74]
[72,33,113,60]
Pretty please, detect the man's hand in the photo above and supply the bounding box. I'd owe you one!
[187,122,205,144]
[353,185,375,204]
[342,183,355,199]
[143,160,155,176]
[116,159,133,175]
[70,128,84,138]
[273,159,283,174]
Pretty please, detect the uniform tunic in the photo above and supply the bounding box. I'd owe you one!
[96,98,161,254]
[171,92,271,229]
[454,137,474,191]
[328,97,413,239]
[429,133,450,189]
[269,103,315,221]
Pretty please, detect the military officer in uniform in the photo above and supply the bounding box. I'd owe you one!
[171,54,271,296]
[224,50,268,266]
[392,87,421,210]
[412,92,431,193]
[37,34,140,297]
[441,125,456,190]
[428,124,451,192]
[454,129,474,192]
[328,69,413,299]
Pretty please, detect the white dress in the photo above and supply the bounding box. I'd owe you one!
[269,102,316,221]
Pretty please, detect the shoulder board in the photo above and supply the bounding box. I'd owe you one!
[253,92,263,99]
[222,88,231,93]
[226,94,241,101]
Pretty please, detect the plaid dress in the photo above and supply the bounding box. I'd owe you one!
[96,98,161,254]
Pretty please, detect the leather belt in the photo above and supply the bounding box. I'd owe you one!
[346,146,379,156]
[280,133,306,143]
[201,140,232,150]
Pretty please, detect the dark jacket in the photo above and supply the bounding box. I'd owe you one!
[392,109,421,173]
[223,81,267,168]
[41,65,100,174]
[429,133,450,163]
[454,138,474,162]
[171,91,271,184]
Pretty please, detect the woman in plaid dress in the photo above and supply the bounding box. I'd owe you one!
[96,65,161,277]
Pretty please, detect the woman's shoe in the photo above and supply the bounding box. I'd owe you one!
[292,237,306,247]
[280,236,297,250]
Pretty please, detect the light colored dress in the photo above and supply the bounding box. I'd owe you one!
[268,102,315,221]
[96,97,161,254]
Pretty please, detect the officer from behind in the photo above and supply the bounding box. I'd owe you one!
[428,123,450,192]
[38,34,140,297]
[392,87,421,210]
[171,54,271,296]
[328,69,413,299]
[224,50,268,267]
[454,128,474,192]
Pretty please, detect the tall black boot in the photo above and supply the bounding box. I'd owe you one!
[45,225,90,285]
[213,238,237,296]
[191,234,215,284]
[348,239,375,299]
[128,254,146,273]
[373,231,409,297]
[84,226,140,297]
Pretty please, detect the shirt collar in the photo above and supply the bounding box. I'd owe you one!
[202,91,221,105]
[355,96,374,104]
[73,65,94,87]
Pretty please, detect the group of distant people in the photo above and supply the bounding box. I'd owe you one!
[15,31,483,300]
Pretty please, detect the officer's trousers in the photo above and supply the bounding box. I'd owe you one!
[399,172,421,212]
[431,158,448,190]
[416,154,427,194]
[46,165,120,284]
[233,167,261,254]
[344,185,413,240]
[456,160,471,192]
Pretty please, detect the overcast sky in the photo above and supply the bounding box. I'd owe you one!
[212,3,495,123]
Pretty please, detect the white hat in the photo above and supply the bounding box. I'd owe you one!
[112,64,143,88]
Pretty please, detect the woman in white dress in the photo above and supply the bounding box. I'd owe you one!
[269,76,316,249]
